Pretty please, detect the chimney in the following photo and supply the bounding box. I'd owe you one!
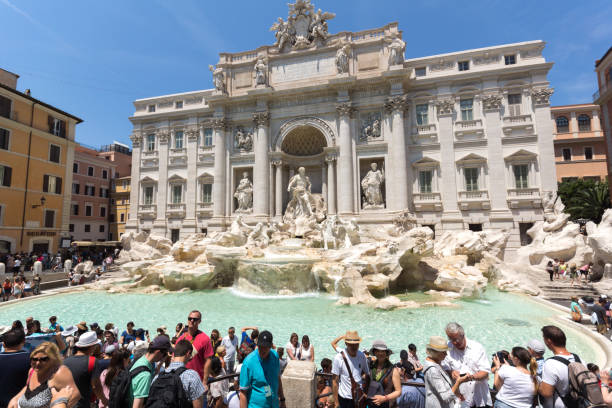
[25,89,31,96]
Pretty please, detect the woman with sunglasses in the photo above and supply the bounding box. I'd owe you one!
[8,342,80,408]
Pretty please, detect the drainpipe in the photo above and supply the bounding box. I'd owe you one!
[19,101,37,249]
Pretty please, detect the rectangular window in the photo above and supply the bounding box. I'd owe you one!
[562,148,572,161]
[175,131,184,149]
[416,104,429,125]
[419,170,433,193]
[464,167,479,191]
[48,116,66,138]
[148,104,155,112]
[172,184,183,204]
[175,101,183,109]
[0,128,9,150]
[100,207,106,217]
[86,205,92,216]
[102,170,108,179]
[144,186,154,205]
[201,184,213,203]
[0,95,11,119]
[513,164,529,189]
[460,99,474,121]
[0,165,11,187]
[43,175,62,194]
[99,225,105,232]
[584,147,593,160]
[203,128,213,146]
[504,55,516,65]
[72,204,79,216]
[72,183,80,194]
[508,94,521,116]
[468,223,483,232]
[147,134,155,151]
[171,229,180,243]
[415,67,426,77]
[120,213,125,222]
[69,224,74,232]
[90,186,95,196]
[458,61,470,71]
[88,167,94,176]
[44,210,54,228]
[84,224,90,232]
[49,144,61,163]
[73,162,78,173]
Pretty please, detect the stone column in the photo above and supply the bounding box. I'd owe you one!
[253,112,271,217]
[436,98,462,229]
[336,103,355,214]
[125,133,142,232]
[326,155,337,215]
[593,109,602,137]
[321,164,327,205]
[274,160,283,217]
[384,96,409,211]
[531,88,557,192]
[570,111,578,138]
[153,128,169,236]
[183,127,198,233]
[482,94,510,212]
[212,119,227,218]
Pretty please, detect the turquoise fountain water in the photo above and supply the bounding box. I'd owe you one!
[0,289,598,364]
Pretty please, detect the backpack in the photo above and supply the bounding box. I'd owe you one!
[550,354,606,408]
[144,366,191,408]
[108,363,152,408]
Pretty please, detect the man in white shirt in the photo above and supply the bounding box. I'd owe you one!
[331,330,370,408]
[222,326,239,373]
[539,325,580,408]
[441,322,492,408]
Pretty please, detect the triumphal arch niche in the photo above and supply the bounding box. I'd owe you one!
[206,0,403,229]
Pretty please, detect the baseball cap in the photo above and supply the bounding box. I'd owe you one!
[258,330,273,348]
[150,335,173,352]
[527,339,545,355]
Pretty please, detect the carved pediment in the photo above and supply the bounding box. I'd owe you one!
[456,153,487,164]
[505,149,537,161]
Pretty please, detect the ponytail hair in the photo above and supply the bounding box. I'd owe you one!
[511,346,539,393]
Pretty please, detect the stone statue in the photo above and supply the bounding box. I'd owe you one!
[234,127,253,151]
[254,56,267,86]
[286,167,313,218]
[234,172,253,213]
[361,162,385,209]
[310,8,335,42]
[270,17,292,50]
[335,44,350,74]
[209,65,225,93]
[361,113,381,140]
[387,36,406,66]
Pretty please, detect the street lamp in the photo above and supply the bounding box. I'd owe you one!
[32,196,46,209]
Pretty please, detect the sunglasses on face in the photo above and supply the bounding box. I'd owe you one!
[31,356,50,363]
[188,317,200,322]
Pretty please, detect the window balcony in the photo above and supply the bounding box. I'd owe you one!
[141,158,159,169]
[413,192,442,211]
[196,202,213,217]
[138,204,157,219]
[502,114,534,135]
[167,203,186,218]
[170,148,186,155]
[507,188,541,208]
[458,190,490,210]
[454,119,484,138]
[142,150,158,157]
[199,144,214,151]
[412,124,438,143]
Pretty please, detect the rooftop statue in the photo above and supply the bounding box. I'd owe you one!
[270,0,335,51]
[208,64,226,93]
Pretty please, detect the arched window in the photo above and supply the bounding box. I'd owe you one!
[556,116,569,133]
[578,114,591,131]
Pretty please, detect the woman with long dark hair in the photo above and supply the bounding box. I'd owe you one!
[99,349,130,407]
[492,346,538,408]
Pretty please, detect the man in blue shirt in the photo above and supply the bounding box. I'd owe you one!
[239,330,285,408]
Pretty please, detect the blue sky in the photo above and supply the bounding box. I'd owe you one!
[1,0,611,148]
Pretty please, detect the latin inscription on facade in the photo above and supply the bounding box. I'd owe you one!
[271,53,335,83]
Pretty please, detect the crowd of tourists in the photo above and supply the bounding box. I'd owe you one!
[544,259,594,286]
[1,311,610,408]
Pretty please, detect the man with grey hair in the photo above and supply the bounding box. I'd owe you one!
[441,322,492,408]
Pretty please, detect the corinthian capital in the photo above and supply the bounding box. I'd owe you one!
[384,95,407,113]
[253,111,271,128]
[336,103,355,118]
[481,93,503,111]
[211,118,228,130]
[157,129,170,143]
[130,132,143,147]
[434,98,455,116]
[531,87,554,106]
[185,126,199,140]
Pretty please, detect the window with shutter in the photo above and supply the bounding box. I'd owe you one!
[0,128,9,150]
[86,206,92,216]
[49,144,60,163]
[0,95,11,118]
[100,207,106,217]
[508,94,521,116]
[44,210,54,228]
[1,166,11,187]
[55,177,62,194]
[43,175,49,192]
[90,186,95,196]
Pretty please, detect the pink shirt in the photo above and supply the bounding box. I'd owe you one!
[177,330,213,379]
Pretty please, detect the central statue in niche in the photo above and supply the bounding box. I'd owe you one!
[283,167,326,236]
[361,162,385,209]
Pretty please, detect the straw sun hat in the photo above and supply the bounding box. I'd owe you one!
[426,336,449,352]
[344,330,362,344]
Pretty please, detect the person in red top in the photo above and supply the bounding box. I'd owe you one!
[176,310,214,385]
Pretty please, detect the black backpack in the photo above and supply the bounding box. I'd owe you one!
[108,363,152,408]
[144,366,192,408]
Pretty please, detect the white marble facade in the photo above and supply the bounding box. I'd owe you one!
[126,1,557,254]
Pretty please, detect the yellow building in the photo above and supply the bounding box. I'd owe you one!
[0,68,82,254]
[110,176,131,240]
